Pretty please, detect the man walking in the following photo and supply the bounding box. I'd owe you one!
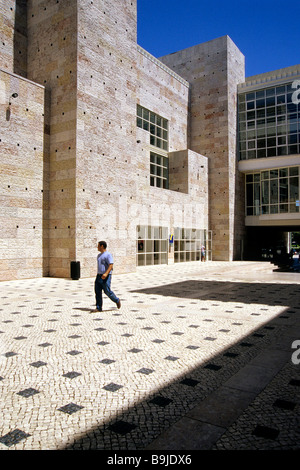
[94,241,121,312]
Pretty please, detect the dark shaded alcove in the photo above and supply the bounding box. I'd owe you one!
[13,0,27,77]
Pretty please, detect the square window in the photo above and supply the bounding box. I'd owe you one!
[257,149,266,158]
[266,87,275,97]
[256,98,265,108]
[256,90,265,99]
[246,92,255,101]
[266,96,275,106]
[267,147,276,157]
[276,85,286,94]
[277,95,286,104]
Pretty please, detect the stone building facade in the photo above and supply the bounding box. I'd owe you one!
[1,0,298,280]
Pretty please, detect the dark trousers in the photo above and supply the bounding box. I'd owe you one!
[94,274,119,310]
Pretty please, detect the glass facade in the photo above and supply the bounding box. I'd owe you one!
[150,152,169,189]
[137,105,169,189]
[137,105,168,151]
[245,166,299,215]
[174,228,212,263]
[238,83,300,160]
[137,225,168,266]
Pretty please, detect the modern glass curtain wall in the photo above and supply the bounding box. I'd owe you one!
[136,226,212,266]
[246,167,299,215]
[238,83,300,161]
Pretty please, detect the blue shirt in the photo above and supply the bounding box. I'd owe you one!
[97,251,114,275]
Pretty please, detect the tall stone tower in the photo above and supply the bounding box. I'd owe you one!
[0,0,45,280]
[25,0,138,277]
[160,36,245,260]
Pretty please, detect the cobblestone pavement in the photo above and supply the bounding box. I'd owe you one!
[0,261,300,450]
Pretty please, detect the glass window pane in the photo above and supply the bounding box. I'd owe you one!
[266,87,275,97]
[290,167,299,176]
[266,96,275,106]
[256,90,265,99]
[143,108,149,120]
[137,254,145,266]
[256,99,265,108]
[137,105,143,117]
[137,239,145,252]
[280,178,288,203]
[246,183,253,207]
[289,177,299,202]
[277,95,286,104]
[267,137,276,147]
[246,92,255,101]
[270,169,278,178]
[137,225,146,239]
[256,109,266,118]
[262,181,269,204]
[278,136,286,145]
[270,179,278,204]
[277,146,287,155]
[267,148,276,157]
[279,168,288,178]
[257,149,266,158]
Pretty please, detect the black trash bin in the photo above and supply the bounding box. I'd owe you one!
[70,261,80,280]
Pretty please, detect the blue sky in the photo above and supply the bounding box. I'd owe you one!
[137,0,300,77]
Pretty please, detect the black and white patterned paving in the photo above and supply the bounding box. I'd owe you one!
[0,261,300,450]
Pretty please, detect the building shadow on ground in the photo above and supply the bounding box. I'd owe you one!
[130,279,300,306]
[61,279,300,450]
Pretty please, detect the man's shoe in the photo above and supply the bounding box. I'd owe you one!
[117,300,121,309]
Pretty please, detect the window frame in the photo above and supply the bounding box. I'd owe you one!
[238,83,300,161]
[245,166,300,215]
[137,105,169,151]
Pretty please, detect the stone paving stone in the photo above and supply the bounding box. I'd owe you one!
[0,261,300,450]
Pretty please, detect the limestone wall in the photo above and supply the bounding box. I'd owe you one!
[160,36,245,260]
[27,0,78,278]
[0,69,45,280]
[0,0,210,280]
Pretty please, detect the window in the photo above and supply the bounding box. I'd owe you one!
[137,105,168,151]
[137,105,169,190]
[137,225,168,266]
[150,152,169,189]
[245,167,299,215]
[174,228,212,262]
[238,83,300,160]
[246,173,260,215]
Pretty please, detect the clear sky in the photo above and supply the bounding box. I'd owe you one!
[137,0,300,78]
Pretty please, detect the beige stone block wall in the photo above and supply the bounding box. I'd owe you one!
[0,0,27,77]
[160,36,245,261]
[132,50,209,271]
[0,69,45,280]
[0,0,210,280]
[0,0,15,73]
[75,0,138,277]
[137,46,189,153]
[27,0,78,278]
